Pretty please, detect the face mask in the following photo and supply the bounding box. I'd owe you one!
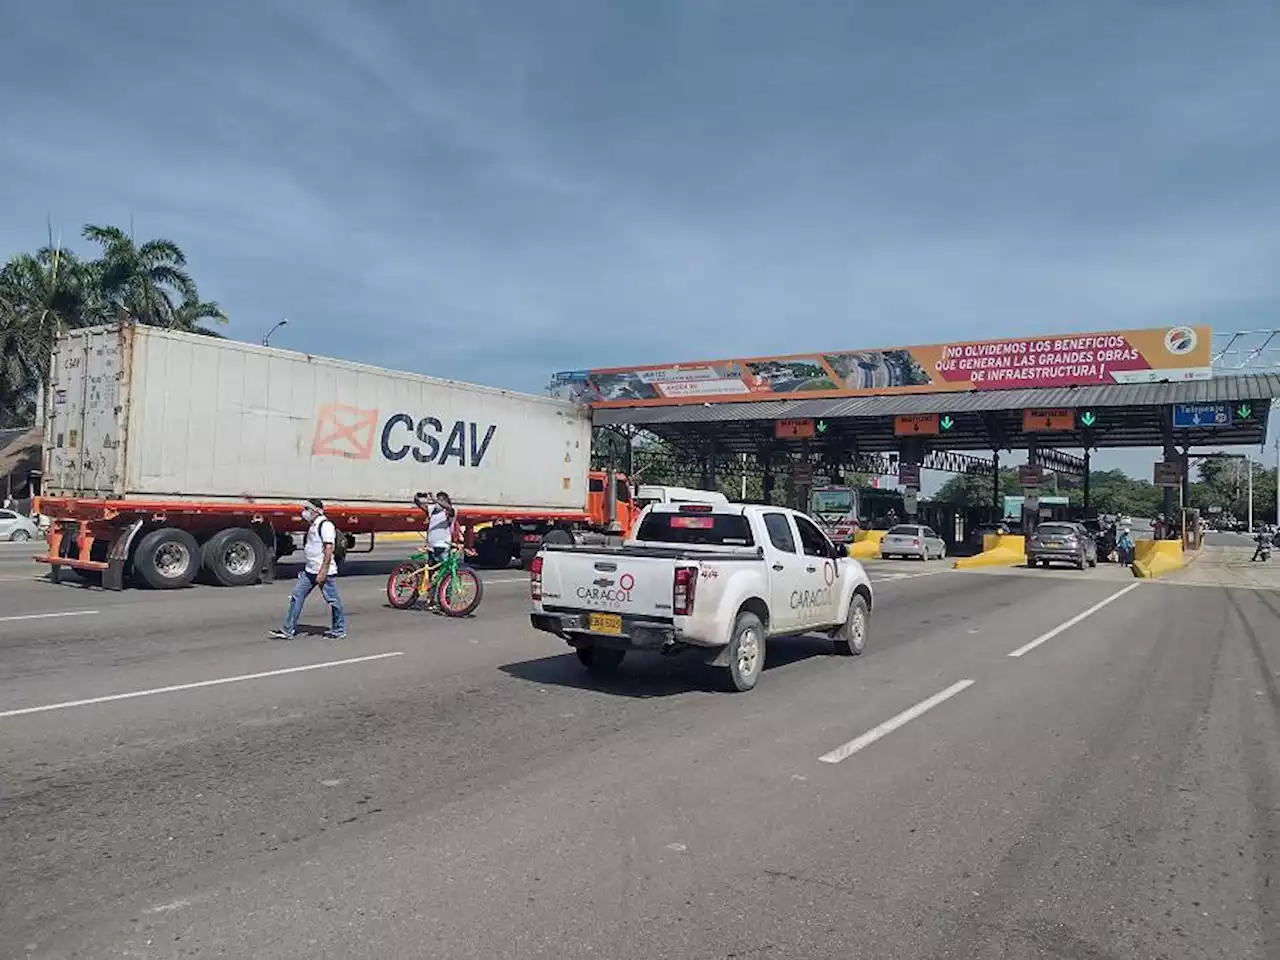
[301,508,316,523]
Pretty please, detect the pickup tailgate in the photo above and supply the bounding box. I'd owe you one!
[539,551,675,620]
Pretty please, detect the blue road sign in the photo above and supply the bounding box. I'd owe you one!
[1172,402,1230,429]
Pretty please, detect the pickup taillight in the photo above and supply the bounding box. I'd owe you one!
[530,555,543,602]
[673,565,698,616]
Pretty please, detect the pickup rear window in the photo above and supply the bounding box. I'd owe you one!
[636,512,755,546]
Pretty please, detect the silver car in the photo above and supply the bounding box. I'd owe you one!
[880,524,947,561]
[1026,521,1098,570]
[0,508,39,542]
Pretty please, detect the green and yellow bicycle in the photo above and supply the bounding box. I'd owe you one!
[386,541,484,617]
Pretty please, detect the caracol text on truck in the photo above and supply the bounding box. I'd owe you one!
[530,502,873,692]
[35,324,639,589]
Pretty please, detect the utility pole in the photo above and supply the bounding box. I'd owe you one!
[1275,435,1279,526]
[1248,456,1254,533]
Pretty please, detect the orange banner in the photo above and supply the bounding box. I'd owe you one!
[550,325,1211,408]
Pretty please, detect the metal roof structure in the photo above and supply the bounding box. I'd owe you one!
[594,374,1280,455]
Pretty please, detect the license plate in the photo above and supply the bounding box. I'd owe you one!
[589,612,622,635]
[1046,540,1063,547]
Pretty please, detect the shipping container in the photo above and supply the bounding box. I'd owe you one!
[44,324,592,509]
[35,325,638,590]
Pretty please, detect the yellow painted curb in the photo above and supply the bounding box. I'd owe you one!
[1130,539,1184,579]
[954,534,1027,569]
[376,531,427,542]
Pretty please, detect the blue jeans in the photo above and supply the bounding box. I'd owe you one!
[283,571,346,635]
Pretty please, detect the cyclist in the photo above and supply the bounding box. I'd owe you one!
[414,491,459,607]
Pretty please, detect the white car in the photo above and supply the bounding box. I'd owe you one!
[879,524,947,561]
[530,503,874,692]
[0,509,40,542]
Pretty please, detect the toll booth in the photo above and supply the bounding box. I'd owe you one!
[568,326,1280,535]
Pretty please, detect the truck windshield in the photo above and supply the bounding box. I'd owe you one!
[636,512,755,546]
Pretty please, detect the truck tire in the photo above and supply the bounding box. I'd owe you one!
[576,645,625,673]
[201,527,264,587]
[834,593,869,656]
[524,527,573,570]
[133,528,200,589]
[717,611,766,692]
[474,528,512,569]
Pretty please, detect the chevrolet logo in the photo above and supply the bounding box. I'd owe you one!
[593,577,614,587]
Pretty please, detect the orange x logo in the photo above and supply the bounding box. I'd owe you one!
[312,405,380,460]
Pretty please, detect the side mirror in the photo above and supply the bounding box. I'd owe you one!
[831,541,845,560]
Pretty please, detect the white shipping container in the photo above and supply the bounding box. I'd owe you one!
[44,325,593,511]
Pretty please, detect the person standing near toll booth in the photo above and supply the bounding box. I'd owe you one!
[1117,525,1135,566]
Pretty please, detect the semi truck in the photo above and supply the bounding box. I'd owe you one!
[34,324,638,589]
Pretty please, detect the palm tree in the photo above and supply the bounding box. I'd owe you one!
[82,224,199,328]
[172,294,228,336]
[0,244,89,425]
[0,223,231,423]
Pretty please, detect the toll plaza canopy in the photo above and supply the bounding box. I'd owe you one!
[556,325,1280,454]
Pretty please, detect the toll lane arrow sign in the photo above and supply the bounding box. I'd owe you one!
[894,414,940,437]
[1237,403,1253,420]
[939,415,955,431]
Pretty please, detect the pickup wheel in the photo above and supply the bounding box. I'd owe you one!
[717,611,766,692]
[834,593,869,656]
[576,645,625,673]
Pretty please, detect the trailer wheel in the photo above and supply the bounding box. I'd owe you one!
[201,527,264,587]
[133,528,200,589]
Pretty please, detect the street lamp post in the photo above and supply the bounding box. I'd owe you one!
[262,318,288,346]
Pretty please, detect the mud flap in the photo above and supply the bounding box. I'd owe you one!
[103,519,145,591]
[702,644,733,668]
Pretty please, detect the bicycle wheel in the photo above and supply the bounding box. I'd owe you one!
[435,566,484,617]
[386,562,424,609]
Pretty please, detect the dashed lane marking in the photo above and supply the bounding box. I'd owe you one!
[1007,583,1141,658]
[819,679,975,763]
[0,610,99,623]
[0,651,405,719]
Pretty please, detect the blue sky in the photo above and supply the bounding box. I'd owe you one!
[3,1,1279,478]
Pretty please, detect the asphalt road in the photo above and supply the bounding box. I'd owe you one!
[2,544,1279,958]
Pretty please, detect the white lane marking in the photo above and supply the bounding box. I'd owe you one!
[0,610,99,623]
[870,568,950,583]
[819,679,975,764]
[1007,583,1141,658]
[0,651,404,719]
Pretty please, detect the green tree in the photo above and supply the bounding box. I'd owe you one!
[1195,457,1276,523]
[1,223,228,425]
[933,468,1021,508]
[0,244,89,425]
[81,224,200,328]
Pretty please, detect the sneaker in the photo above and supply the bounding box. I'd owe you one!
[267,629,295,640]
[323,630,347,640]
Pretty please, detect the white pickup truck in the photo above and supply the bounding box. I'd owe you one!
[529,502,874,692]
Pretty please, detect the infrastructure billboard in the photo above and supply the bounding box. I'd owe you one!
[552,325,1211,408]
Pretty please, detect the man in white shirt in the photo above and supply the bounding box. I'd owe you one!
[269,498,347,639]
